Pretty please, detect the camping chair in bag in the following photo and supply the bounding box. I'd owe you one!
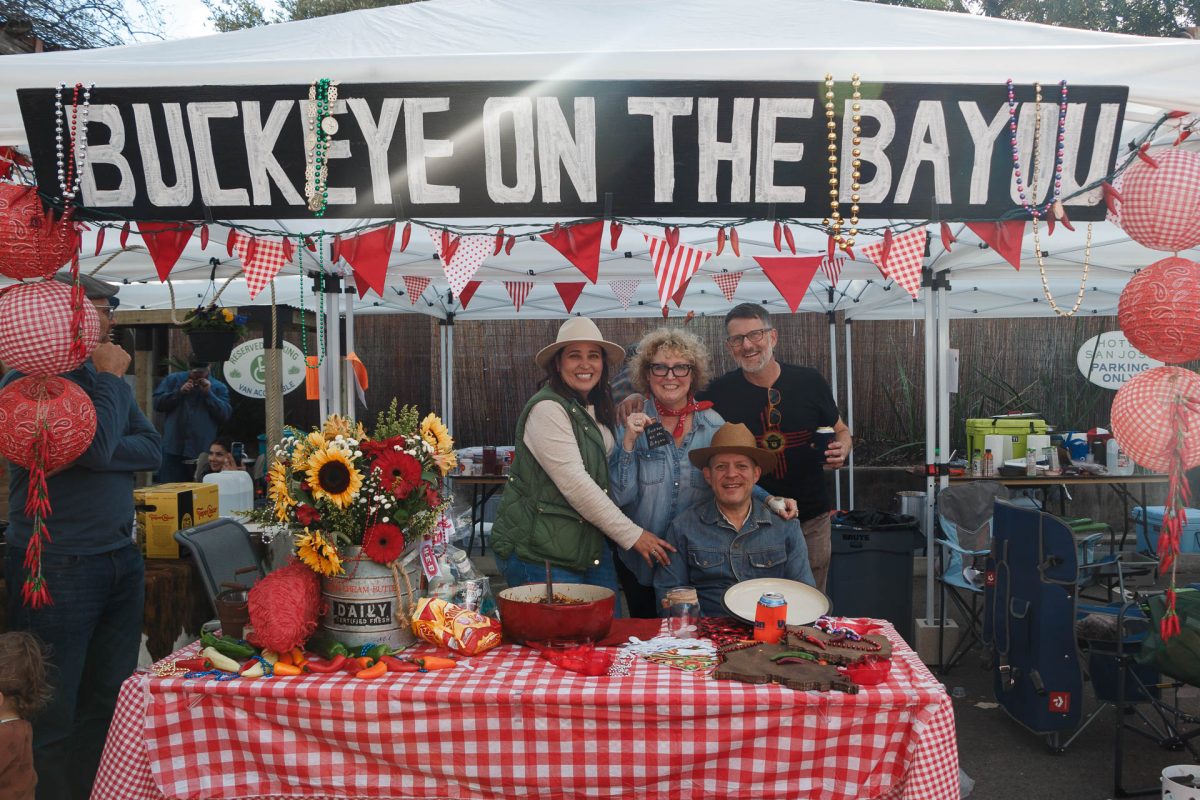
[935,480,1010,673]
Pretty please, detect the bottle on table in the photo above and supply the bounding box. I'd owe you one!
[983,449,994,477]
[971,449,982,477]
[1025,447,1038,477]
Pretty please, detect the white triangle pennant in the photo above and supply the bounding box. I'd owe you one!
[819,256,845,287]
[505,280,533,311]
[644,234,714,308]
[609,279,640,309]
[429,229,490,297]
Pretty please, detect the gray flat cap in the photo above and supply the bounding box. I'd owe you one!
[53,270,120,301]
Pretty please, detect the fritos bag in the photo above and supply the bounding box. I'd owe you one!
[412,597,502,656]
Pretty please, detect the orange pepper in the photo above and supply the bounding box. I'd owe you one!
[415,656,457,671]
[356,660,388,679]
[289,647,305,665]
[277,650,294,666]
[272,662,302,676]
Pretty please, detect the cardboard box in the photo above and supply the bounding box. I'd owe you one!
[134,482,220,558]
[965,417,1048,462]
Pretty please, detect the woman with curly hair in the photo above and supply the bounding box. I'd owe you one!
[610,328,796,617]
[0,631,51,800]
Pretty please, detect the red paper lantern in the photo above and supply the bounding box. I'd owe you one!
[1117,148,1200,252]
[1110,366,1200,473]
[0,280,100,375]
[1118,256,1200,364]
[0,183,79,280]
[0,375,96,470]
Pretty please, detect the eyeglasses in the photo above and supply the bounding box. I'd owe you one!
[766,387,782,428]
[726,327,771,348]
[93,304,115,320]
[648,363,693,378]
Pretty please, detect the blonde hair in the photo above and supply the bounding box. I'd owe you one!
[629,328,713,396]
[0,632,51,719]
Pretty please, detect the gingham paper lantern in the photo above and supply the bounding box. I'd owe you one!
[1118,256,1200,364]
[0,280,100,375]
[1117,148,1200,252]
[0,183,79,280]
[0,375,96,470]
[1110,366,1200,473]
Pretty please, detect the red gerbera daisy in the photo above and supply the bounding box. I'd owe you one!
[362,521,405,564]
[424,485,441,509]
[373,450,424,499]
[361,435,407,459]
[294,504,321,525]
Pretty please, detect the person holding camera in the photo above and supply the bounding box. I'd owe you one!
[153,356,232,483]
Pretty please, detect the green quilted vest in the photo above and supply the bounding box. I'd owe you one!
[489,386,610,573]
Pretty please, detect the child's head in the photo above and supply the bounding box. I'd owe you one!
[0,631,51,719]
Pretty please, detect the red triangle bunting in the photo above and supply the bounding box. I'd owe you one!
[555,282,586,313]
[752,256,823,313]
[965,220,1026,271]
[671,277,691,307]
[457,280,481,309]
[542,220,604,283]
[139,221,196,282]
[343,224,395,298]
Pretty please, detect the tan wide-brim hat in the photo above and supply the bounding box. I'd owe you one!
[689,422,778,471]
[534,317,625,370]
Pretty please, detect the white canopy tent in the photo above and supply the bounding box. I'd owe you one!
[2,0,1198,626]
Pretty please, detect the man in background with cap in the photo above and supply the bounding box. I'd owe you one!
[653,422,814,617]
[153,356,232,483]
[4,271,161,800]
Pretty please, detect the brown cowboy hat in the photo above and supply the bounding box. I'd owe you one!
[534,317,625,369]
[688,422,777,471]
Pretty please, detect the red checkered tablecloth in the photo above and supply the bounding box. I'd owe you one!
[92,620,958,800]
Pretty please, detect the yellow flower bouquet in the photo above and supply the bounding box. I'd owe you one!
[258,401,456,575]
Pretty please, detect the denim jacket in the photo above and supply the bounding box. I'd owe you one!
[654,497,815,617]
[610,407,724,586]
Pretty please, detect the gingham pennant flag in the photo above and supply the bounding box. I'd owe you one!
[711,271,742,302]
[430,230,490,297]
[860,228,926,299]
[237,236,290,300]
[402,275,431,305]
[609,279,639,309]
[644,234,714,309]
[819,256,845,287]
[505,280,533,311]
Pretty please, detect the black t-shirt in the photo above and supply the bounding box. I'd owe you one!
[699,363,840,522]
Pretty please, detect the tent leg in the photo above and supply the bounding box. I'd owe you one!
[845,318,855,511]
[828,311,841,510]
[923,268,937,626]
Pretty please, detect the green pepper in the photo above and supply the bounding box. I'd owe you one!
[365,643,392,663]
[306,633,350,661]
[202,630,257,660]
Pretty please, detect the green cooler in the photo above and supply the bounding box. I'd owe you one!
[965,417,1048,462]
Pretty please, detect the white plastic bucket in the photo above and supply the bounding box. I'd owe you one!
[203,470,255,518]
[1163,765,1200,800]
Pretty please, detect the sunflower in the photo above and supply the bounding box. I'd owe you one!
[431,448,458,477]
[306,446,363,508]
[420,413,454,455]
[266,461,296,522]
[296,528,343,576]
[322,414,357,440]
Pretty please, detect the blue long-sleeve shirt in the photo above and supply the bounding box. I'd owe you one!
[654,497,814,617]
[153,371,232,458]
[3,363,162,554]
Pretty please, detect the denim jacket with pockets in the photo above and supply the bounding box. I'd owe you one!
[653,497,815,617]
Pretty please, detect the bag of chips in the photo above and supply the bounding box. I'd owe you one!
[412,597,503,656]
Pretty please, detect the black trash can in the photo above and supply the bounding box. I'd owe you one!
[826,510,922,645]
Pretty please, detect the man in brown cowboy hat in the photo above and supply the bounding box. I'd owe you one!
[652,422,815,617]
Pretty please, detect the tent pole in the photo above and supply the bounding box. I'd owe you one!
[828,309,841,510]
[343,287,357,416]
[446,317,455,435]
[923,267,937,628]
[325,276,342,418]
[936,275,951,496]
[315,272,328,422]
[844,317,855,510]
[439,322,449,430]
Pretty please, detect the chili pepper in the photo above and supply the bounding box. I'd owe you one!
[271,662,303,677]
[414,656,457,672]
[939,221,955,253]
[120,221,130,249]
[356,660,388,679]
[275,649,293,666]
[289,647,305,665]
[200,647,242,674]
[240,657,268,678]
[729,226,740,257]
[304,654,346,674]
[307,634,350,661]
[716,226,726,256]
[505,235,515,255]
[783,224,796,254]
[381,655,420,673]
[399,222,412,252]
[281,236,293,262]
[175,657,212,672]
[800,631,827,650]
[826,233,836,260]
[771,650,821,663]
[199,224,209,250]
[94,226,105,256]
[344,656,372,673]
[493,228,505,256]
[772,221,782,252]
[609,220,623,252]
[880,228,894,271]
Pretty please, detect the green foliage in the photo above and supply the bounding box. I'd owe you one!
[372,398,419,441]
[861,0,1200,37]
[202,0,424,31]
[201,0,267,31]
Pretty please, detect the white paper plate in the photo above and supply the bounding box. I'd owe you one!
[723,578,830,626]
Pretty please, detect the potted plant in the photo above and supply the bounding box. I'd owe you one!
[183,304,247,363]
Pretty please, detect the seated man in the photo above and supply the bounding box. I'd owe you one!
[654,422,814,616]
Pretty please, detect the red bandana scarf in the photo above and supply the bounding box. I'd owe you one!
[654,395,713,439]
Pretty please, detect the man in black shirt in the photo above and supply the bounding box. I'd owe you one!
[696,303,852,592]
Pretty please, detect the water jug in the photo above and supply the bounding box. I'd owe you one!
[203,470,255,518]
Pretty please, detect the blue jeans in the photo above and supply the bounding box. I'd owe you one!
[498,550,623,617]
[5,544,145,800]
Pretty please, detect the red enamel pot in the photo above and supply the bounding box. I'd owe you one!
[497,583,615,644]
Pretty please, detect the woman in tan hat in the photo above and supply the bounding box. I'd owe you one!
[490,318,677,598]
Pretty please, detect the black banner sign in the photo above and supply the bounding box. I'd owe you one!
[18,80,1127,221]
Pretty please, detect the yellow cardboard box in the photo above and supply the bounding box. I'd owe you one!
[134,482,220,559]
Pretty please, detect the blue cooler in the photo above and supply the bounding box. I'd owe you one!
[1132,505,1200,554]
